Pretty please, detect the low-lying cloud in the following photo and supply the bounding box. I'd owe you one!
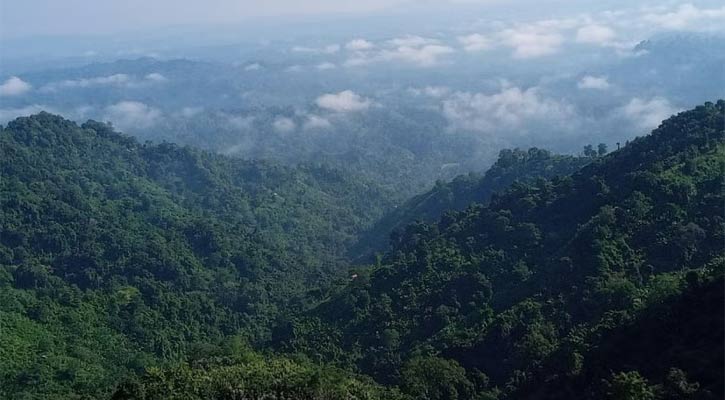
[644,3,725,31]
[577,75,611,90]
[0,76,32,96]
[316,90,372,112]
[104,101,161,131]
[575,24,616,45]
[316,62,337,70]
[620,97,680,130]
[458,34,492,52]
[303,114,332,130]
[272,117,296,133]
[345,35,455,67]
[0,104,53,122]
[500,26,564,58]
[345,39,375,51]
[442,86,574,135]
[292,44,340,54]
[41,73,168,92]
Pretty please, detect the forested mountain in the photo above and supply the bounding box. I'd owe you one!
[0,112,394,398]
[278,101,725,399]
[353,148,593,258]
[1,101,723,400]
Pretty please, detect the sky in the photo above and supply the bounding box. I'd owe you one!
[0,0,418,38]
[0,0,637,39]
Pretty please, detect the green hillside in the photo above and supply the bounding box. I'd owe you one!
[352,147,592,259]
[0,113,393,398]
[1,101,723,399]
[279,101,725,399]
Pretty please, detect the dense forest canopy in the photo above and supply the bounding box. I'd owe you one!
[279,101,725,399]
[1,101,723,399]
[352,147,595,259]
[3,1,725,398]
[0,112,397,398]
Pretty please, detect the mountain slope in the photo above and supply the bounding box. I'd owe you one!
[352,147,592,258]
[279,101,725,399]
[0,112,394,398]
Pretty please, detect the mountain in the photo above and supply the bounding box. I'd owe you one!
[277,101,725,399]
[0,112,393,398]
[2,101,723,400]
[352,147,593,259]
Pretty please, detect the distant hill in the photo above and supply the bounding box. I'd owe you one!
[352,147,592,259]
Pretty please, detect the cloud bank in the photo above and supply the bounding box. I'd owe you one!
[0,76,32,96]
[578,76,611,90]
[316,90,372,112]
[620,97,680,130]
[442,86,574,135]
[104,101,161,130]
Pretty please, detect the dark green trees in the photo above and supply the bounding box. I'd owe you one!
[282,101,724,399]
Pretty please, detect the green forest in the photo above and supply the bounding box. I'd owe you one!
[1,101,723,399]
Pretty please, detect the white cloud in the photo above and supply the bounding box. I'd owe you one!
[458,33,492,52]
[244,63,263,71]
[285,65,303,73]
[386,35,438,47]
[410,86,451,98]
[575,24,616,44]
[179,107,203,118]
[345,35,454,67]
[578,75,611,90]
[292,44,340,54]
[345,39,375,51]
[303,114,332,130]
[316,62,337,70]
[223,114,254,130]
[442,86,574,134]
[620,97,679,130]
[390,44,455,66]
[346,44,454,67]
[644,3,725,30]
[0,76,32,96]
[104,101,161,130]
[272,117,296,133]
[54,74,131,89]
[144,72,168,82]
[0,104,53,123]
[41,73,166,92]
[316,90,372,113]
[499,26,563,58]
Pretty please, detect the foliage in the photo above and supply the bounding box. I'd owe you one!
[2,100,723,399]
[352,147,593,259]
[0,113,393,398]
[281,101,725,398]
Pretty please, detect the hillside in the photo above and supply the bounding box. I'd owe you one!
[278,101,725,399]
[0,113,393,398]
[352,147,592,258]
[1,101,723,400]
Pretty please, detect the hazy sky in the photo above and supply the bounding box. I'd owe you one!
[5,0,722,39]
[0,0,424,38]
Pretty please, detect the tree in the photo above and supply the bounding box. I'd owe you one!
[401,357,474,400]
[603,371,656,400]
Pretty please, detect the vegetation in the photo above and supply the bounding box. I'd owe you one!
[353,147,593,259]
[278,101,725,399]
[111,348,404,400]
[1,101,723,399]
[0,112,393,398]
